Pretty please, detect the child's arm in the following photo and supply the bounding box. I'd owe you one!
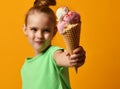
[54,46,86,67]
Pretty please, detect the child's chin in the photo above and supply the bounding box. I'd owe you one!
[34,46,48,53]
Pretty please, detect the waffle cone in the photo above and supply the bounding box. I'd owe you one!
[62,24,81,55]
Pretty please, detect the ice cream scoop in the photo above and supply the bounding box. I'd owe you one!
[57,21,67,33]
[56,6,69,22]
[56,7,80,34]
[63,11,80,24]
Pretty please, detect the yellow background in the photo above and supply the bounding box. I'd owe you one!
[0,0,120,89]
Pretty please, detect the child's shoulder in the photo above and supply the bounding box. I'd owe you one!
[48,45,64,52]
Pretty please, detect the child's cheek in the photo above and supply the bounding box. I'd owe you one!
[44,33,52,39]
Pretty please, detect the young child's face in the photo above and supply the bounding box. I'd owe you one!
[24,12,55,54]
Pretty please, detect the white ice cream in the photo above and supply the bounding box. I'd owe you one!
[56,6,69,22]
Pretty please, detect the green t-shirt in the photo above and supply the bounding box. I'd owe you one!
[21,46,71,89]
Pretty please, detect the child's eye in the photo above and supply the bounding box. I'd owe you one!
[30,27,37,32]
[43,29,50,33]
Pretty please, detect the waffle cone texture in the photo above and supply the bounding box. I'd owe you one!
[62,24,81,55]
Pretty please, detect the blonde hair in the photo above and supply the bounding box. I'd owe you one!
[25,0,56,28]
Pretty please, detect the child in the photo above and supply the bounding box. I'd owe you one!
[21,0,86,89]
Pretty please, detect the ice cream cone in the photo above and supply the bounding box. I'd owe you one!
[56,6,81,73]
[62,23,81,73]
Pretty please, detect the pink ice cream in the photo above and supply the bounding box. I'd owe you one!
[56,7,80,33]
[63,11,80,24]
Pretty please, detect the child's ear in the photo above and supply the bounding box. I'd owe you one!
[23,24,27,36]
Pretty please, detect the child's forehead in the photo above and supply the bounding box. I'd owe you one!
[27,13,54,28]
[29,12,50,20]
[28,13,50,23]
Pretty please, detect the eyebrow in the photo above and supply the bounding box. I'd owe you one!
[29,26,39,29]
[29,26,51,30]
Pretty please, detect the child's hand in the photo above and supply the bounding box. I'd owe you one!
[54,46,86,67]
[66,46,86,67]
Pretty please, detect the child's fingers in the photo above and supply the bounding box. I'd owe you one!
[70,55,85,63]
[78,55,86,64]
[70,61,83,67]
[70,62,84,67]
[69,58,79,63]
[72,46,82,53]
[73,46,85,54]
[69,55,86,67]
[70,54,80,59]
[79,50,86,57]
[70,50,85,59]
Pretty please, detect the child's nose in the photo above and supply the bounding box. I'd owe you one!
[36,30,43,39]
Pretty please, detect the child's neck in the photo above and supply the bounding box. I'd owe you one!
[34,45,51,56]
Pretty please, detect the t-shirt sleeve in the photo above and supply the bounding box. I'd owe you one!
[49,46,66,72]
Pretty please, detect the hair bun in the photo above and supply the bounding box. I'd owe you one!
[34,0,56,7]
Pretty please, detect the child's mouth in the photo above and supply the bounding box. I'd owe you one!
[35,41,44,45]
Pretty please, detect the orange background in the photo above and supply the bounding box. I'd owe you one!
[0,0,120,89]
